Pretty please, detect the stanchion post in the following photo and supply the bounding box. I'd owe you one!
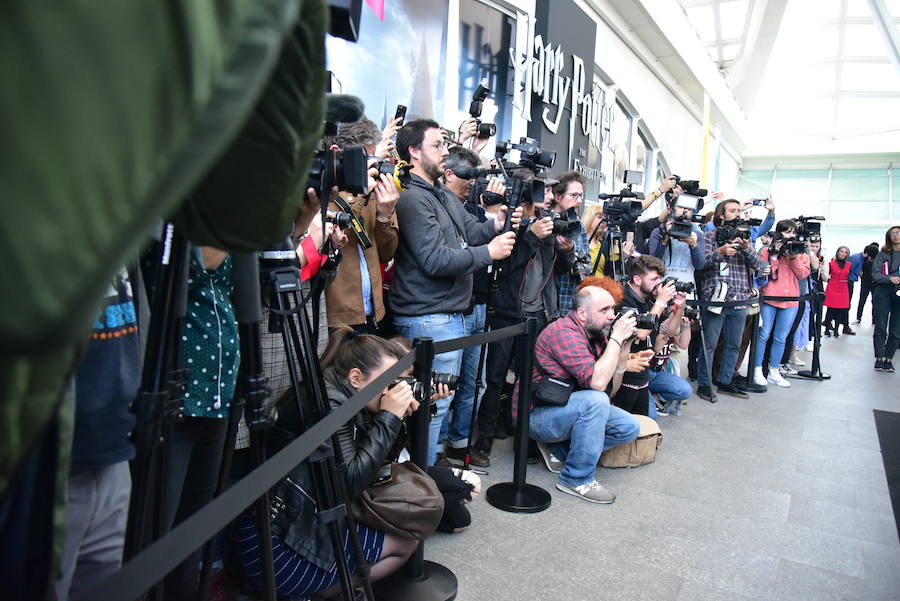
[374,337,458,601]
[486,317,552,513]
[746,309,760,379]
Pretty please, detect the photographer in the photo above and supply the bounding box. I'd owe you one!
[391,119,519,466]
[522,279,641,504]
[696,199,767,402]
[473,167,575,464]
[237,331,428,597]
[703,196,777,243]
[553,171,590,313]
[872,225,900,372]
[319,118,400,333]
[648,197,705,283]
[752,220,811,388]
[616,256,691,416]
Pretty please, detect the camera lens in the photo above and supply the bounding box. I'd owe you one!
[432,372,459,390]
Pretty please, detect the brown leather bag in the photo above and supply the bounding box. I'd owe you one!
[351,462,444,541]
[599,415,662,468]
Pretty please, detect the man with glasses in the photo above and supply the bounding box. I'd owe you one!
[391,119,519,466]
[553,171,590,313]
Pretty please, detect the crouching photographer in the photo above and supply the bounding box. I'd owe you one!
[523,278,641,504]
[237,331,443,598]
[615,256,692,417]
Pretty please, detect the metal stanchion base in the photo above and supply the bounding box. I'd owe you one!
[795,370,831,380]
[486,482,551,513]
[373,560,457,601]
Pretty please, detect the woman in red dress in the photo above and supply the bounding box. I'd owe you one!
[824,245,852,337]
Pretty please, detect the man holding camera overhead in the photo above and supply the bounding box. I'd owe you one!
[696,199,768,403]
[553,171,591,313]
[391,118,519,466]
[322,118,400,333]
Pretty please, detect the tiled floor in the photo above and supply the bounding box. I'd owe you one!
[425,320,900,601]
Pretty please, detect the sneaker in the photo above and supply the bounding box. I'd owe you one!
[697,385,718,403]
[789,352,806,367]
[780,364,799,376]
[885,360,896,373]
[853,319,862,325]
[555,479,616,504]
[445,445,490,468]
[655,402,670,417]
[767,369,791,388]
[716,382,749,399]
[753,366,768,387]
[875,359,885,371]
[535,441,563,473]
[805,343,814,352]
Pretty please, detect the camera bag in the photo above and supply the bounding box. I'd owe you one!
[351,462,444,542]
[533,359,575,406]
[599,415,662,468]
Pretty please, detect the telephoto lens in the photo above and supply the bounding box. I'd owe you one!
[431,372,459,390]
[327,211,352,229]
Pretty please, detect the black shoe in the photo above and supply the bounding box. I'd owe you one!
[875,359,885,371]
[716,382,750,399]
[492,425,509,440]
[697,385,718,403]
[445,445,490,467]
[731,374,747,387]
[885,360,896,373]
[740,381,768,393]
[434,452,452,468]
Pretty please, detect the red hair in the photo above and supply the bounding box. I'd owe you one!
[577,276,623,305]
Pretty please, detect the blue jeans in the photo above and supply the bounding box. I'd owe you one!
[648,369,692,411]
[697,306,747,387]
[440,304,486,448]
[755,303,799,368]
[394,313,466,466]
[529,390,640,487]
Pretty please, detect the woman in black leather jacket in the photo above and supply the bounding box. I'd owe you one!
[236,329,420,598]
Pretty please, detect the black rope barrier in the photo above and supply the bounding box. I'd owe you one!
[432,322,525,354]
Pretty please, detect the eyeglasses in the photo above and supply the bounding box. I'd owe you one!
[566,192,584,200]
[427,140,449,151]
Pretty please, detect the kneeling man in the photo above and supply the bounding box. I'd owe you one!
[521,278,640,503]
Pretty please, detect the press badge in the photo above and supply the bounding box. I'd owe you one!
[719,261,729,276]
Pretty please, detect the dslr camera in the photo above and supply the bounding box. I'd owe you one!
[661,277,695,294]
[469,83,497,139]
[326,211,352,229]
[307,146,369,197]
[392,372,460,419]
[372,157,413,190]
[615,308,660,332]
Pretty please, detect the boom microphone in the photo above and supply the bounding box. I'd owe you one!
[325,94,365,124]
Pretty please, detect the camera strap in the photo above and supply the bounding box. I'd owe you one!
[334,194,373,250]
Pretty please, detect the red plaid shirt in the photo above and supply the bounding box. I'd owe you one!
[512,312,607,423]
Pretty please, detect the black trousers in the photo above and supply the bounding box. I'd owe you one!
[856,283,873,322]
[475,312,547,450]
[164,416,229,600]
[873,286,900,359]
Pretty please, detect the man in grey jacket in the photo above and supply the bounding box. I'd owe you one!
[391,118,518,465]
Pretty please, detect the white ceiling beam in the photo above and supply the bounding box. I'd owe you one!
[867,0,900,79]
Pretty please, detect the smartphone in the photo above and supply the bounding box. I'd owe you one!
[371,463,393,487]
[751,198,766,206]
[394,104,407,126]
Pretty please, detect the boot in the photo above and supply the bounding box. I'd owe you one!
[842,325,856,335]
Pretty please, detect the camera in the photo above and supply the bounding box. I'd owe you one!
[715,218,760,246]
[496,137,556,172]
[771,232,806,256]
[615,308,659,332]
[543,210,581,237]
[469,83,497,139]
[372,157,413,190]
[661,278,695,294]
[795,215,824,243]
[667,218,695,240]
[326,211,352,229]
[307,146,369,196]
[667,175,707,204]
[392,372,460,418]
[601,199,643,231]
[683,306,699,321]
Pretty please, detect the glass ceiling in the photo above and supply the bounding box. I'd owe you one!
[680,0,900,153]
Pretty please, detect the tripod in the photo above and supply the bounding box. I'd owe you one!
[591,223,629,281]
[124,223,190,601]
[259,239,375,601]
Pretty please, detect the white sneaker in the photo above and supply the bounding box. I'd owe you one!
[780,363,799,376]
[753,366,768,387]
[789,352,806,367]
[767,369,791,388]
[804,343,814,352]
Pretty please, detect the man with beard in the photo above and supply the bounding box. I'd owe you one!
[519,278,641,503]
[615,255,690,417]
[391,119,519,466]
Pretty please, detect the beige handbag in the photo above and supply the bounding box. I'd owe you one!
[599,415,662,468]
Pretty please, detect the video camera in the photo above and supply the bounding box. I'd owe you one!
[770,232,807,256]
[469,83,497,139]
[598,170,645,234]
[716,218,761,246]
[392,372,460,418]
[667,175,707,203]
[795,215,824,242]
[661,278,695,294]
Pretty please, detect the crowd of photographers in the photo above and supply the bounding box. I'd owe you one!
[57,103,900,601]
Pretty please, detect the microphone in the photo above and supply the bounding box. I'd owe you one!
[325,94,365,124]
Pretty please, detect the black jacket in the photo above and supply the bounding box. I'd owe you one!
[269,366,403,570]
[491,227,572,320]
